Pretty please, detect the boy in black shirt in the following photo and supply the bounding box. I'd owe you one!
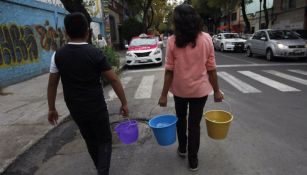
[47,12,128,175]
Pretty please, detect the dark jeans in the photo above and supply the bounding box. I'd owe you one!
[174,95,208,161]
[71,110,112,175]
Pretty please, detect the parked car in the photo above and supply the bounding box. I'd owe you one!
[245,29,307,61]
[214,33,246,52]
[125,34,162,66]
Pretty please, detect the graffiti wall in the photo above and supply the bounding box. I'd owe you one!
[0,0,103,87]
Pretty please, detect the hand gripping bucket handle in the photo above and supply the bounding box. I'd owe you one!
[204,101,233,140]
[115,117,139,144]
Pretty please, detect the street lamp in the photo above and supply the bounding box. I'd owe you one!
[259,0,262,30]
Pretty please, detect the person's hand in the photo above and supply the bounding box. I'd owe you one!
[158,95,168,107]
[120,104,129,117]
[48,110,58,125]
[214,90,224,102]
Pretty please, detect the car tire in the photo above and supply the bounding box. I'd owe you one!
[266,49,274,61]
[220,44,224,52]
[246,47,253,57]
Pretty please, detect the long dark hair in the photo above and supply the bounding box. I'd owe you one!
[173,4,203,48]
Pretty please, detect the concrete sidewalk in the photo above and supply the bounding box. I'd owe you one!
[0,49,127,174]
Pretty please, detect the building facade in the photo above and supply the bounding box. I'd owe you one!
[0,0,105,87]
[272,0,307,30]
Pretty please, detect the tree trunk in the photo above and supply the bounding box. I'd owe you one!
[263,0,269,29]
[241,0,250,33]
[60,0,93,44]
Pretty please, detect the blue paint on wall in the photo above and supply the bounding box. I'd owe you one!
[0,0,104,87]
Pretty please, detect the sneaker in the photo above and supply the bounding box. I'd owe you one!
[177,148,187,158]
[189,158,198,172]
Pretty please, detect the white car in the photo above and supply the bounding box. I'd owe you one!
[214,33,246,52]
[125,34,163,66]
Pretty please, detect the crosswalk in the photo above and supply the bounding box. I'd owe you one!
[105,69,307,101]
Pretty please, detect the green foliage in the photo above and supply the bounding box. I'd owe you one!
[121,18,143,42]
[102,46,120,69]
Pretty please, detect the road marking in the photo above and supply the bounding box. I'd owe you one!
[168,92,173,97]
[264,70,307,86]
[238,71,300,92]
[217,72,261,93]
[218,52,257,64]
[288,69,307,76]
[124,64,307,74]
[106,77,132,101]
[134,75,155,99]
[217,63,307,68]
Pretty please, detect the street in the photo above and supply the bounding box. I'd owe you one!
[5,50,307,175]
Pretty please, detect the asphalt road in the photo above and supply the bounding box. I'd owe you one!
[5,50,307,175]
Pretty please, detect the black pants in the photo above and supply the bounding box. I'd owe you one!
[71,110,112,175]
[174,95,208,161]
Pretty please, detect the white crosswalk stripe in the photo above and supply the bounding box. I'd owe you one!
[264,70,307,86]
[288,69,307,76]
[106,69,307,102]
[238,71,300,92]
[218,71,261,93]
[134,75,155,99]
[105,77,132,101]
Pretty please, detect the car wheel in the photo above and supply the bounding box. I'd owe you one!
[246,47,253,57]
[220,44,224,52]
[266,49,274,61]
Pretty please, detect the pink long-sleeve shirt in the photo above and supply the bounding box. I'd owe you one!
[165,32,216,98]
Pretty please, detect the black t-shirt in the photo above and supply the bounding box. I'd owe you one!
[55,44,111,115]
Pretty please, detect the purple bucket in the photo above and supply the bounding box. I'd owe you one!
[115,120,138,144]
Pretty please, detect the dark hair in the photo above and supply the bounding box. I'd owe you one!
[64,12,89,39]
[173,4,203,48]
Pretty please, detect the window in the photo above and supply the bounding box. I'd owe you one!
[231,13,237,21]
[281,0,296,10]
[252,31,261,40]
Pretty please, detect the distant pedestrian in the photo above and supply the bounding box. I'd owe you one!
[97,34,107,48]
[47,12,129,175]
[158,4,224,171]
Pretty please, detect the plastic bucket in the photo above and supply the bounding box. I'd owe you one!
[115,120,138,144]
[149,114,177,146]
[204,110,233,140]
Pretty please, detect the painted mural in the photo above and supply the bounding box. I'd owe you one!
[35,20,67,51]
[0,24,39,67]
[0,21,67,68]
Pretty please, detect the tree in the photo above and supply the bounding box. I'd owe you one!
[263,0,269,29]
[207,0,239,32]
[60,0,93,43]
[125,0,154,33]
[241,0,253,33]
[152,0,168,32]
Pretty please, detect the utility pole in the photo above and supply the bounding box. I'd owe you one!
[259,0,262,30]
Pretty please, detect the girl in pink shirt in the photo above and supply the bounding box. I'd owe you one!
[158,4,224,172]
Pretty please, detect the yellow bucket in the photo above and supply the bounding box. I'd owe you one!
[204,109,233,140]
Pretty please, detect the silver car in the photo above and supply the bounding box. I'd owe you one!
[245,29,307,61]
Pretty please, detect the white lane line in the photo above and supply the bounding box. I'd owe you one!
[264,70,307,86]
[124,64,307,74]
[238,71,300,92]
[134,75,155,99]
[218,52,257,64]
[288,69,307,76]
[106,77,132,101]
[217,63,307,68]
[168,92,173,97]
[217,72,261,93]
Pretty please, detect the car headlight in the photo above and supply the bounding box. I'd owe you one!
[277,43,288,49]
[126,52,133,57]
[154,49,161,55]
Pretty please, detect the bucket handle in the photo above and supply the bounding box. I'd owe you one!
[204,100,232,113]
[149,105,176,118]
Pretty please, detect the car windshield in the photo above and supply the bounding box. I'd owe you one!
[130,38,157,46]
[223,33,239,38]
[267,30,300,40]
